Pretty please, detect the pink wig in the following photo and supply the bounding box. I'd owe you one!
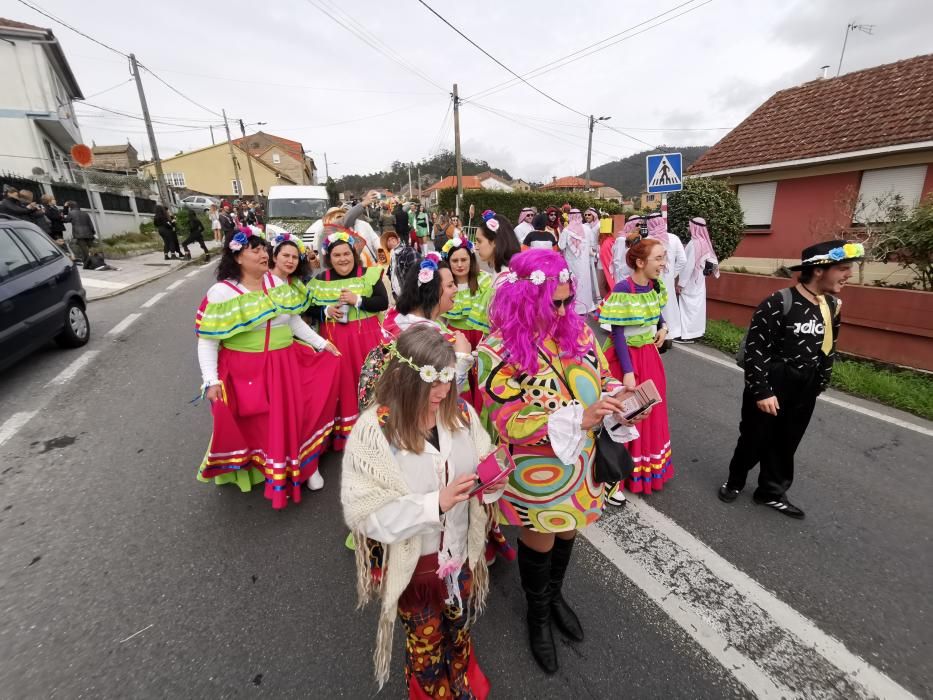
[489,249,588,375]
[646,212,666,237]
[622,214,642,235]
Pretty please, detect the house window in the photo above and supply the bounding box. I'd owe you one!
[163,172,186,188]
[854,165,928,223]
[231,180,242,196]
[272,152,281,164]
[737,182,777,229]
[44,140,58,173]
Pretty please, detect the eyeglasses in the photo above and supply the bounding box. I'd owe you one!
[552,295,575,309]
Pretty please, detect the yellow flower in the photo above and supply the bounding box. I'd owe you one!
[843,243,861,258]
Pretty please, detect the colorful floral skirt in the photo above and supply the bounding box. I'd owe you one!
[605,340,673,494]
[198,344,339,509]
[319,315,382,450]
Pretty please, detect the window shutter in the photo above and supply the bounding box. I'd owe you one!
[737,182,777,227]
[854,165,928,223]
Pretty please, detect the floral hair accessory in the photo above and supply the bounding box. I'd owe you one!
[799,242,865,266]
[529,270,546,285]
[441,236,473,258]
[228,230,251,252]
[505,271,518,284]
[417,255,440,286]
[324,230,355,254]
[558,268,571,283]
[482,209,500,232]
[389,343,456,384]
[272,232,306,256]
[506,267,572,285]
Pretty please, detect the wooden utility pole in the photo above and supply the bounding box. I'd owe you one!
[130,53,169,206]
[452,84,463,216]
[238,119,260,197]
[585,114,594,191]
[222,109,241,198]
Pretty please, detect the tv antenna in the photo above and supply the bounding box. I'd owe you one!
[837,23,875,77]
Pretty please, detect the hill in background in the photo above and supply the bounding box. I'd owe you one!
[583,146,710,197]
[337,151,511,193]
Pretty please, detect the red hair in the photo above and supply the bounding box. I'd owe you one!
[625,238,662,272]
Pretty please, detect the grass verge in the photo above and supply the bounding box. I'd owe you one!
[699,319,933,421]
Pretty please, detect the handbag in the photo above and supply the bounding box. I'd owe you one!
[537,350,634,486]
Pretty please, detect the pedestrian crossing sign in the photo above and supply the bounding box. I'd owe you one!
[646,152,683,193]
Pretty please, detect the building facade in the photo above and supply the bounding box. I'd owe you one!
[232,132,317,185]
[91,144,139,172]
[540,176,606,193]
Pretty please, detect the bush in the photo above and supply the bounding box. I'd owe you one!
[436,188,623,223]
[666,177,745,261]
[871,193,933,291]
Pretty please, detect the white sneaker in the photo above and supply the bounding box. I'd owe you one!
[307,471,324,491]
[606,487,627,507]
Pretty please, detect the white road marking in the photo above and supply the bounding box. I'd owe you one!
[585,498,919,700]
[79,278,126,290]
[185,269,200,278]
[166,279,185,290]
[0,411,38,449]
[118,623,154,644]
[107,313,141,337]
[674,344,933,438]
[141,292,166,308]
[45,351,100,387]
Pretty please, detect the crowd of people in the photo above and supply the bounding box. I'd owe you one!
[192,194,861,697]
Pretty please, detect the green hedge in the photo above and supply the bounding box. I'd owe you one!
[436,188,623,223]
[667,177,745,261]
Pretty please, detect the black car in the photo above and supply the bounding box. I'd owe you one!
[0,214,89,371]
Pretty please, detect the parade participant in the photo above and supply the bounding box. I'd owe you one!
[477,249,639,673]
[469,210,521,334]
[380,230,403,297]
[599,239,673,503]
[195,229,340,507]
[611,215,644,284]
[645,212,687,340]
[308,229,389,448]
[270,232,311,283]
[677,217,719,342]
[180,206,210,261]
[513,207,535,245]
[521,212,558,251]
[544,206,562,236]
[558,209,599,315]
[583,208,600,239]
[413,203,431,249]
[718,241,861,519]
[209,203,222,243]
[343,325,500,696]
[218,202,236,242]
[598,213,619,294]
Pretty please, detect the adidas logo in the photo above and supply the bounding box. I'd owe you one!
[793,320,824,335]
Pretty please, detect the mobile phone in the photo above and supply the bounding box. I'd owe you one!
[624,399,658,421]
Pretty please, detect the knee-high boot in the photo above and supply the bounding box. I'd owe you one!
[517,540,558,674]
[550,535,584,641]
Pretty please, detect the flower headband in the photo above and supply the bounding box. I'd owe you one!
[272,232,306,256]
[482,209,499,232]
[389,342,456,384]
[417,252,442,286]
[227,228,257,252]
[324,229,355,254]
[505,268,572,286]
[441,236,473,258]
[801,242,865,265]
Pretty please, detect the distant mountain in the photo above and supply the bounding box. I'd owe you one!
[338,151,511,194]
[583,146,710,197]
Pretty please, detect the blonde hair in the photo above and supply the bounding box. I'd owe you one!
[374,325,464,453]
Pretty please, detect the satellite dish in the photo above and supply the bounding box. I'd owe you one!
[32,167,46,176]
[71,144,93,167]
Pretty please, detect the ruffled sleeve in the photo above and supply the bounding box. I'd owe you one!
[195,280,310,340]
[466,271,494,333]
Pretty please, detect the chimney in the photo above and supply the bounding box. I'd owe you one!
[820,65,830,79]
[552,176,557,182]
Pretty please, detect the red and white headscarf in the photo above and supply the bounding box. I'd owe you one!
[565,208,586,256]
[646,212,667,238]
[517,207,534,225]
[688,217,717,284]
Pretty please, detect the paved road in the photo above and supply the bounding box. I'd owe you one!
[0,263,929,698]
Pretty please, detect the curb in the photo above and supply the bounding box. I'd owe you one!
[86,256,208,303]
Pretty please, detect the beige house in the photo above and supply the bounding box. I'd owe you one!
[141,142,296,198]
[233,131,317,185]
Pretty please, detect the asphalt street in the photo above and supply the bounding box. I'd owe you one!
[0,262,929,699]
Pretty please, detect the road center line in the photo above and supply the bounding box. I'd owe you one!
[45,351,100,387]
[141,292,166,309]
[674,344,933,438]
[185,269,201,278]
[107,314,141,337]
[166,279,185,291]
[0,411,38,449]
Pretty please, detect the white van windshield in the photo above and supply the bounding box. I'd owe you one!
[267,198,329,219]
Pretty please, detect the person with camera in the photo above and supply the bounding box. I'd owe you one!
[676,217,719,343]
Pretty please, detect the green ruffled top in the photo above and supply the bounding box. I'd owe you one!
[307,266,383,322]
[195,278,310,341]
[597,278,668,348]
[445,271,491,332]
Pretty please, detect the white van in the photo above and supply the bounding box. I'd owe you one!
[264,185,330,239]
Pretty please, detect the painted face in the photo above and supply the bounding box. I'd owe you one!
[818,262,854,295]
[274,244,300,276]
[436,268,457,315]
[329,242,355,275]
[237,242,269,276]
[551,282,573,318]
[474,229,494,264]
[448,248,471,281]
[639,241,667,280]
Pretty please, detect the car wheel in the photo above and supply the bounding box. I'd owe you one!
[54,299,91,348]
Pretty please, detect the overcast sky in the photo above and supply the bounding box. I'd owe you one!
[11,0,932,182]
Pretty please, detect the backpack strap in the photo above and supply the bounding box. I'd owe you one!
[779,287,793,315]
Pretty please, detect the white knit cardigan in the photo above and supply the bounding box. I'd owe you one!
[342,403,495,688]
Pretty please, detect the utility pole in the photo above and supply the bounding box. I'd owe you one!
[417,165,422,203]
[408,161,413,200]
[585,114,611,191]
[209,124,215,145]
[238,119,260,197]
[324,152,330,180]
[130,53,169,206]
[222,109,241,198]
[452,83,463,216]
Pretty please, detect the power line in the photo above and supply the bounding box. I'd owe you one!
[137,64,224,117]
[79,78,133,100]
[273,101,440,132]
[78,102,218,129]
[15,0,128,57]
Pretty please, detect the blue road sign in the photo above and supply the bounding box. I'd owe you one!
[646,152,683,193]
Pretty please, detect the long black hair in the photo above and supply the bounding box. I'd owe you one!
[396,258,450,316]
[478,212,520,272]
[272,240,310,280]
[216,235,268,281]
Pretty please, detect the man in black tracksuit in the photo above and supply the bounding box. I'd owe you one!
[718,239,864,519]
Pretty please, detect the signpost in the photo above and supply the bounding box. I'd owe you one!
[646,152,683,220]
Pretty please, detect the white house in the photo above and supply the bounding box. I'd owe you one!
[0,18,84,183]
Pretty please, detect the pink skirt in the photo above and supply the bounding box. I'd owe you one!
[199,344,339,509]
[605,340,674,495]
[319,315,382,449]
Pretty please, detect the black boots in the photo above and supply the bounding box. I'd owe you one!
[517,541,558,674]
[550,536,584,641]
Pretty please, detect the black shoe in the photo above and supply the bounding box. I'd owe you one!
[549,536,583,642]
[517,541,558,674]
[164,254,171,261]
[753,496,805,519]
[718,483,742,503]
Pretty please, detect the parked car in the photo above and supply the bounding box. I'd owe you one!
[0,214,89,372]
[178,195,219,213]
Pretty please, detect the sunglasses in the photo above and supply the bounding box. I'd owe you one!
[552,295,575,309]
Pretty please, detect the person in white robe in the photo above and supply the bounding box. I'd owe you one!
[676,217,719,342]
[645,212,687,339]
[558,208,599,314]
[513,207,535,245]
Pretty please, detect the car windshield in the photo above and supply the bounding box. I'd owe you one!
[267,198,329,219]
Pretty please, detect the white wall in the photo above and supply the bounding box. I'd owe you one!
[480,177,513,192]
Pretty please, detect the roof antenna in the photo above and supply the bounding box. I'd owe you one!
[837,23,875,77]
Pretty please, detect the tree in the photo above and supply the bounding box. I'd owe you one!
[666,177,745,261]
[871,193,933,291]
[325,176,338,207]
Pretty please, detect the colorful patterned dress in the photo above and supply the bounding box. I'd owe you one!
[598,277,674,494]
[477,329,622,533]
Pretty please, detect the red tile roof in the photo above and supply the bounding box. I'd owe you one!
[690,53,933,175]
[540,176,605,190]
[233,132,304,161]
[0,18,46,32]
[424,175,483,193]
